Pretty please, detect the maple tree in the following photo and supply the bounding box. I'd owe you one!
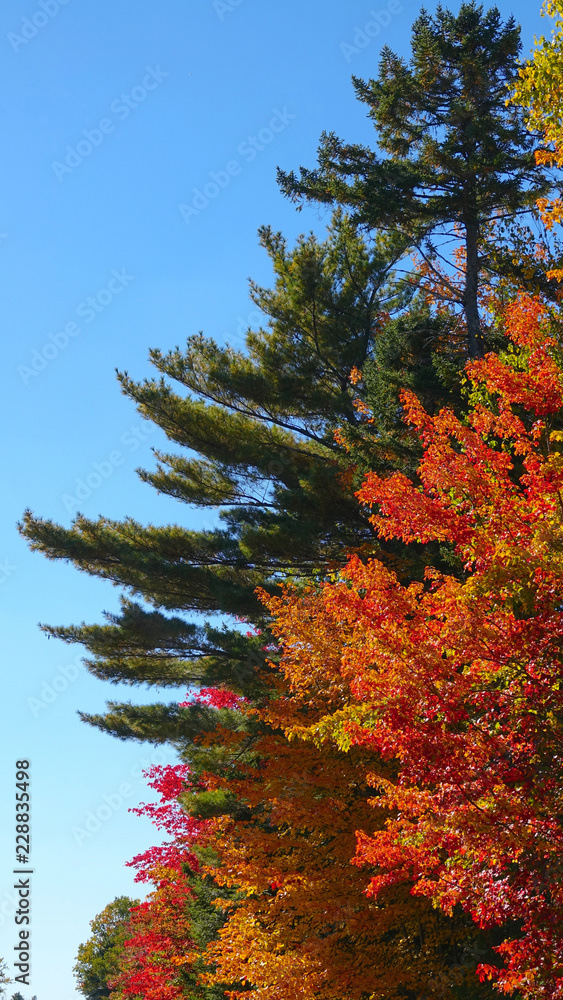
[261,292,563,998]
[98,761,243,1000]
[106,764,211,1000]
[196,708,499,1000]
[110,694,499,1000]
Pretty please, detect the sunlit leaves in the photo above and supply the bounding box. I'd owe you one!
[264,295,563,998]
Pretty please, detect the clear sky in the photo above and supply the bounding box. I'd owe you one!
[0,0,550,996]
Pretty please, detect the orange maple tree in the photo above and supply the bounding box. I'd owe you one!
[197,679,498,999]
[262,294,563,999]
[113,701,498,1000]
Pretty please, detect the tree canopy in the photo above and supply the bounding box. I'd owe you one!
[278,2,551,356]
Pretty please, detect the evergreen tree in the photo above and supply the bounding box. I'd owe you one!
[21,212,422,749]
[0,966,10,1000]
[278,2,550,358]
[19,6,548,754]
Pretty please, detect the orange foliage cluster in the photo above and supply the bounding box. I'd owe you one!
[200,728,483,1000]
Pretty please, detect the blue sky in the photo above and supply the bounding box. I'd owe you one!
[0,0,550,996]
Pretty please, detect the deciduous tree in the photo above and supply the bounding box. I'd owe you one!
[263,293,563,998]
[106,764,239,1000]
[74,897,139,1000]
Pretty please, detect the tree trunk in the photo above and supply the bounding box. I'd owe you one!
[464,217,484,359]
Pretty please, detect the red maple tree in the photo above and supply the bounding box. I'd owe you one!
[108,763,206,1000]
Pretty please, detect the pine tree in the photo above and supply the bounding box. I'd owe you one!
[19,7,549,752]
[20,212,424,748]
[278,2,550,358]
[0,964,8,998]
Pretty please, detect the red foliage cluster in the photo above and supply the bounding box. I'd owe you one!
[179,687,245,710]
[129,763,203,857]
[109,764,208,999]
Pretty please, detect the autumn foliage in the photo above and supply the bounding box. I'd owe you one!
[105,292,563,1000]
[108,765,205,1000]
[263,294,563,999]
[70,7,563,997]
[198,728,487,1000]
[112,712,497,1000]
